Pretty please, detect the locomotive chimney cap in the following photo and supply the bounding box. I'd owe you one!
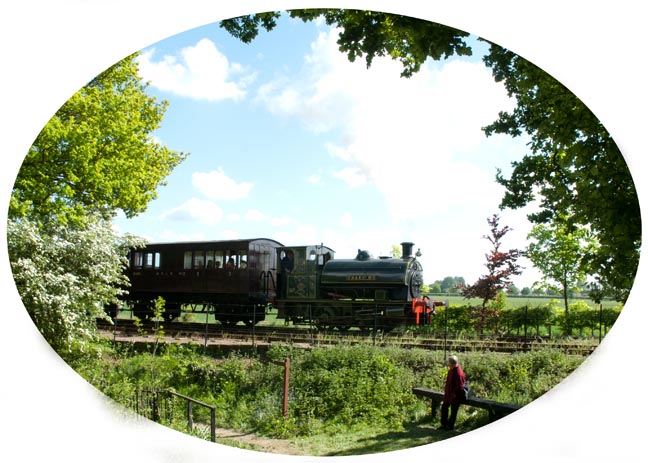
[400,242,414,259]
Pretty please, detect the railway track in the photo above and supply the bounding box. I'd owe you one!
[96,318,598,356]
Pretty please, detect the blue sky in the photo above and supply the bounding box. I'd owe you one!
[112,13,542,288]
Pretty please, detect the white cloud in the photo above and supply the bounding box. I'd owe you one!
[332,167,369,188]
[192,168,253,201]
[159,198,224,224]
[137,38,251,102]
[156,229,207,243]
[256,27,522,221]
[307,174,322,185]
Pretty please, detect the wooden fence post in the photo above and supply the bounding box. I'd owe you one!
[283,358,290,417]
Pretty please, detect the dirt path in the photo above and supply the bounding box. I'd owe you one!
[214,427,300,455]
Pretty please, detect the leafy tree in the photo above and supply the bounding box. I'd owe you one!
[526,214,598,323]
[218,9,640,302]
[428,282,442,293]
[434,276,465,293]
[507,284,520,296]
[390,244,402,258]
[221,10,472,77]
[8,53,184,356]
[484,45,640,303]
[10,53,186,225]
[7,216,144,355]
[462,214,523,310]
[521,287,531,296]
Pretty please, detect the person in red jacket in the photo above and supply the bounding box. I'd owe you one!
[440,354,467,430]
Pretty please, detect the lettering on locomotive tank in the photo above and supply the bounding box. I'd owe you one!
[346,275,377,281]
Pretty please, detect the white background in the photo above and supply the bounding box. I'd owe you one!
[1,1,646,462]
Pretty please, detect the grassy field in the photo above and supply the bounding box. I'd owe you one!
[429,294,620,310]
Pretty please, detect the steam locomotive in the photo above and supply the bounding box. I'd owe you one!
[114,238,432,331]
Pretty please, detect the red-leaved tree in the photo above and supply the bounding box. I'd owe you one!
[462,214,523,332]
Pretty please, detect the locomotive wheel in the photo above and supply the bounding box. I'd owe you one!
[315,307,335,330]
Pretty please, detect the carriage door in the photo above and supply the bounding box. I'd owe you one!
[258,244,276,299]
[191,250,207,291]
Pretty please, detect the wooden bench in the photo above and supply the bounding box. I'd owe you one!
[412,387,522,422]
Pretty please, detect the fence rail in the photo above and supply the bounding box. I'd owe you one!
[134,388,216,442]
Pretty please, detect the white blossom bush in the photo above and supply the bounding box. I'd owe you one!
[7,216,144,355]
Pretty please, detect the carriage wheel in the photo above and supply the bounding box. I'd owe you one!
[164,303,182,322]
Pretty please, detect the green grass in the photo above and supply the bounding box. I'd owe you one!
[430,294,619,310]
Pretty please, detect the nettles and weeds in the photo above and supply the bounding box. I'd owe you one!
[73,341,585,444]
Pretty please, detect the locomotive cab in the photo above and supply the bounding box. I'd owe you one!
[277,244,335,300]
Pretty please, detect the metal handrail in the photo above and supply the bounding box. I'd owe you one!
[136,388,216,442]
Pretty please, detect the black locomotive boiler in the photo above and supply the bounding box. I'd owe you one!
[276,241,425,330]
[118,238,430,331]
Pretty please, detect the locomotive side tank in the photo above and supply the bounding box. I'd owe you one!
[320,242,424,302]
[277,242,425,330]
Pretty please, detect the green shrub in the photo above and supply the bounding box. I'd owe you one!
[288,345,418,431]
[76,339,586,440]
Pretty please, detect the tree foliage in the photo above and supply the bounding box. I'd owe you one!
[7,216,144,354]
[221,10,472,77]
[9,53,183,355]
[462,214,522,309]
[526,214,598,316]
[484,45,640,302]
[219,9,640,302]
[10,53,187,225]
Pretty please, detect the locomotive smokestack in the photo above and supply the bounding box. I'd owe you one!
[401,242,414,259]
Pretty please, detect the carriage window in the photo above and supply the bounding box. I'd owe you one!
[133,251,143,268]
[183,251,192,269]
[225,251,237,269]
[154,252,161,269]
[214,250,224,269]
[239,250,248,270]
[144,253,154,268]
[205,251,214,269]
[194,251,205,269]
